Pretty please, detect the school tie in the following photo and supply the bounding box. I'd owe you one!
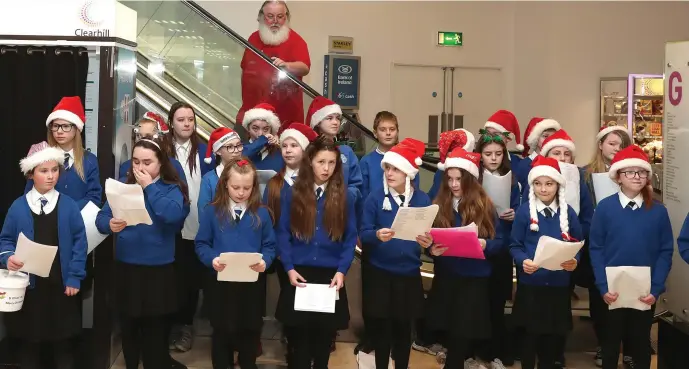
[626,201,637,210]
[63,153,71,169]
[398,195,406,206]
[543,207,553,218]
[234,208,242,222]
[39,197,48,215]
[315,187,323,200]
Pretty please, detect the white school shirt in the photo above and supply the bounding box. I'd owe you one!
[314,182,327,199]
[63,149,74,168]
[618,192,643,210]
[453,197,461,212]
[176,140,202,240]
[535,198,559,217]
[27,187,59,215]
[284,168,299,186]
[389,187,413,207]
[230,200,247,220]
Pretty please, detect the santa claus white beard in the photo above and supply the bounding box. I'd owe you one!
[258,22,291,46]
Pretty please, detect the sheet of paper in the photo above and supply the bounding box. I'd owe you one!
[294,283,337,313]
[15,232,59,278]
[104,178,153,226]
[592,173,620,204]
[257,170,278,198]
[482,170,512,214]
[606,266,652,311]
[390,204,439,241]
[533,235,585,271]
[429,223,485,259]
[81,201,108,254]
[560,162,581,214]
[217,252,263,282]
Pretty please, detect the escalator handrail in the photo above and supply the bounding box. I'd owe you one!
[183,1,376,138]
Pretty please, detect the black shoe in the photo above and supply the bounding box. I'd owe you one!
[169,357,187,369]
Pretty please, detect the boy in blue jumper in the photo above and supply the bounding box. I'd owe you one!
[589,145,673,369]
[195,159,276,369]
[241,102,285,172]
[360,138,432,369]
[428,129,475,200]
[510,156,582,369]
[514,117,560,194]
[1,141,87,369]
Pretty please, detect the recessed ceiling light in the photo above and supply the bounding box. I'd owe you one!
[161,20,168,24]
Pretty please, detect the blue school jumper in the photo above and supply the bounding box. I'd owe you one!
[276,188,357,274]
[359,189,431,276]
[245,136,285,173]
[118,157,187,184]
[510,203,583,287]
[0,194,87,288]
[95,181,189,265]
[677,213,689,264]
[589,195,673,298]
[195,205,276,270]
[25,151,101,209]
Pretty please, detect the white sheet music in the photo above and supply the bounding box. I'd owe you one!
[559,162,581,214]
[104,178,153,226]
[390,205,439,241]
[482,170,512,214]
[15,232,58,278]
[81,201,108,254]
[294,284,337,313]
[606,266,652,311]
[592,173,620,204]
[533,235,585,271]
[217,252,263,282]
[257,170,278,198]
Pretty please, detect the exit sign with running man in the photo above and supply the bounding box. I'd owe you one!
[437,31,463,47]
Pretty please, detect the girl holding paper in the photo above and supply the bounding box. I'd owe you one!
[195,159,276,369]
[589,145,673,369]
[242,102,284,172]
[96,138,190,369]
[359,138,432,369]
[428,128,475,200]
[425,147,503,369]
[275,136,357,369]
[0,141,87,369]
[509,156,583,369]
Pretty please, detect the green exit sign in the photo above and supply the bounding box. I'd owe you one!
[437,31,463,47]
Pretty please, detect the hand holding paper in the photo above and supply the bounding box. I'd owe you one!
[216,252,263,282]
[15,232,58,278]
[605,266,651,311]
[390,205,439,241]
[294,284,337,313]
[104,178,153,226]
[429,223,485,259]
[532,236,584,271]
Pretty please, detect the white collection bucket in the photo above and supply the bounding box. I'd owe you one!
[0,269,30,312]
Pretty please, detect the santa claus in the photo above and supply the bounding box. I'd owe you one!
[237,0,311,134]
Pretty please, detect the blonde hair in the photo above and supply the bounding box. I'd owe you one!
[47,128,85,181]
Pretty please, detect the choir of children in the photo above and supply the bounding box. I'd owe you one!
[1,98,677,369]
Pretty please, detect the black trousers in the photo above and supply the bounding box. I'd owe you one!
[368,318,412,369]
[19,339,73,369]
[521,333,561,369]
[121,315,168,369]
[589,285,607,346]
[175,237,201,326]
[291,325,336,369]
[446,335,471,369]
[602,308,654,369]
[475,289,508,362]
[211,328,260,369]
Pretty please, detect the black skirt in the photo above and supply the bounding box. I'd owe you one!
[115,261,178,317]
[426,274,491,339]
[511,283,572,335]
[174,236,205,294]
[275,265,349,330]
[205,271,264,332]
[488,252,514,302]
[362,263,424,320]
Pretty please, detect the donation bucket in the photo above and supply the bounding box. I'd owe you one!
[0,270,30,312]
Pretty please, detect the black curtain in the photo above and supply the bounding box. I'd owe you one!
[0,45,89,226]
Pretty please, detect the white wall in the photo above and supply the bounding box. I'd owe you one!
[199,1,689,163]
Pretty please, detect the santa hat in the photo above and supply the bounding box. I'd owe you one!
[441,147,481,179]
[436,129,476,171]
[522,117,561,156]
[280,123,318,150]
[136,112,169,138]
[527,155,571,240]
[484,110,523,151]
[597,125,630,142]
[204,127,240,164]
[45,96,86,132]
[380,138,425,210]
[20,141,65,175]
[608,145,652,181]
[242,103,280,134]
[540,129,576,157]
[306,96,342,129]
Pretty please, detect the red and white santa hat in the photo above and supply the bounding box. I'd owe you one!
[442,147,481,179]
[484,110,523,151]
[280,123,318,150]
[436,129,476,171]
[540,129,576,157]
[527,155,572,240]
[242,102,280,134]
[608,145,652,181]
[137,112,169,138]
[306,96,342,129]
[380,138,426,210]
[522,117,561,156]
[597,125,630,142]
[204,127,240,164]
[45,96,86,132]
[20,141,65,175]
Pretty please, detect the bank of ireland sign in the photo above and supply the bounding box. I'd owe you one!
[323,55,361,110]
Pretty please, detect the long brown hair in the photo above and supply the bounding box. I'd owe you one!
[127,136,190,204]
[166,101,200,174]
[585,130,632,183]
[433,168,496,239]
[47,127,86,181]
[266,166,287,225]
[290,137,347,241]
[475,134,513,184]
[211,158,267,227]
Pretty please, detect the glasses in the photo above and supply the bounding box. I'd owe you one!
[263,13,286,22]
[620,170,649,179]
[49,123,75,132]
[222,144,243,153]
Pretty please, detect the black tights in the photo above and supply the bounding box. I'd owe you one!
[211,328,260,369]
[120,314,168,369]
[368,318,412,369]
[291,325,337,369]
[445,335,470,369]
[520,333,560,369]
[19,339,73,369]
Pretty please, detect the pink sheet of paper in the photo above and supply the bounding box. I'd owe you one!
[429,227,485,259]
